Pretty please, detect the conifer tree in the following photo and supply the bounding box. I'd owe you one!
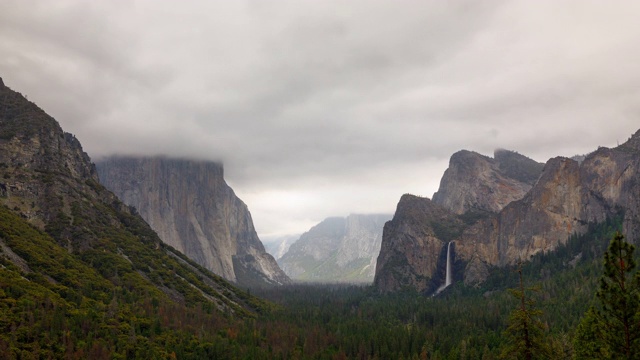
[595,232,640,358]
[573,306,610,359]
[501,264,551,360]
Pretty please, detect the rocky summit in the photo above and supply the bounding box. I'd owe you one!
[279,214,391,283]
[95,156,290,288]
[375,134,640,293]
[432,149,544,215]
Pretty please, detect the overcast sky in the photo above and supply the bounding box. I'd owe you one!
[2,1,640,240]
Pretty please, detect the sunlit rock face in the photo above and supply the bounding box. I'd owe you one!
[375,132,640,292]
[278,214,391,283]
[96,156,290,287]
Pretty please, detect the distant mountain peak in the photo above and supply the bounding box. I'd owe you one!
[278,213,392,283]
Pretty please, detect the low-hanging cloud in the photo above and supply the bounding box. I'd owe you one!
[1,0,639,237]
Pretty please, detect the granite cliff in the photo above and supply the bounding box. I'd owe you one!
[95,156,290,287]
[375,134,640,292]
[432,149,543,214]
[278,214,391,283]
[374,196,462,292]
[263,234,298,260]
[0,76,268,318]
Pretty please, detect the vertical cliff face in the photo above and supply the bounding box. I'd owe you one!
[264,234,298,260]
[581,140,640,240]
[278,214,391,283]
[455,157,592,285]
[374,196,463,293]
[432,150,543,215]
[336,214,390,274]
[95,156,290,287]
[0,76,269,315]
[376,133,640,292]
[456,143,640,286]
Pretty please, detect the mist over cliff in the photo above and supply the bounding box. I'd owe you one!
[375,134,640,293]
[263,234,299,260]
[278,214,391,283]
[0,76,273,357]
[96,156,290,288]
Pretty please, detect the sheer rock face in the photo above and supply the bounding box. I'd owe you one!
[376,133,640,292]
[264,234,298,260]
[458,143,640,286]
[95,156,290,287]
[374,195,461,293]
[455,157,590,285]
[337,214,391,269]
[278,214,391,283]
[0,77,273,314]
[432,149,544,215]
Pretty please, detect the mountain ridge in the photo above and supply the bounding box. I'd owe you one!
[279,213,391,283]
[0,77,273,356]
[375,133,640,292]
[432,149,544,215]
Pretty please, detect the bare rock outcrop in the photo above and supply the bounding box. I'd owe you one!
[0,78,101,237]
[375,132,640,292]
[457,139,640,286]
[0,77,267,314]
[279,214,391,283]
[374,195,462,293]
[96,156,290,287]
[432,149,543,214]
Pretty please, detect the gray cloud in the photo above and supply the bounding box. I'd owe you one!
[2,0,640,237]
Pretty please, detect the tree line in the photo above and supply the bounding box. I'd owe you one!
[2,206,638,359]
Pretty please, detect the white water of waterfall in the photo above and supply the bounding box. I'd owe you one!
[434,242,453,295]
[445,241,452,287]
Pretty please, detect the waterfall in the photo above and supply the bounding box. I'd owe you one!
[434,241,453,295]
[444,241,452,287]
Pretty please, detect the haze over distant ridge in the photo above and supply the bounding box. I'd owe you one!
[1,1,639,238]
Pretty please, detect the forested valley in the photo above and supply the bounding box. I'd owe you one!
[2,207,630,359]
[249,216,622,359]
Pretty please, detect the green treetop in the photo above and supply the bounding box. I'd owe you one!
[574,231,640,359]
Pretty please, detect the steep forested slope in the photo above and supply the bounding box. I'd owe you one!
[0,76,271,358]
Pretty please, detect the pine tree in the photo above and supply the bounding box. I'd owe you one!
[573,306,610,359]
[500,264,551,360]
[595,231,640,358]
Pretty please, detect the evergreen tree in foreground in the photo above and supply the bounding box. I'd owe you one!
[501,264,551,360]
[574,231,640,359]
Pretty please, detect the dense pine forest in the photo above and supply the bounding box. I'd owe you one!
[2,204,633,359]
[250,217,621,359]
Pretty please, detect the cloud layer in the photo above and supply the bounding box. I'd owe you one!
[2,1,640,237]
